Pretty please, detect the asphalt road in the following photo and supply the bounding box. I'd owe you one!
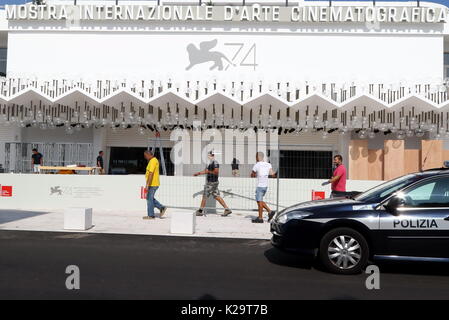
[1,230,449,300]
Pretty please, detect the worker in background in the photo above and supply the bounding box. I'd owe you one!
[31,148,43,174]
[97,151,105,174]
[323,154,347,198]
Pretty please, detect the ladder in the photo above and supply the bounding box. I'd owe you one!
[149,131,167,175]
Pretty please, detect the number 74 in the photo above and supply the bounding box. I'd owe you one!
[224,43,258,71]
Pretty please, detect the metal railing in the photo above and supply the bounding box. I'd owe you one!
[4,142,93,173]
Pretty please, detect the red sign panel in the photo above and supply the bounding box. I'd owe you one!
[311,190,325,201]
[1,185,13,197]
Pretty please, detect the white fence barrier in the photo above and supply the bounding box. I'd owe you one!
[0,174,382,211]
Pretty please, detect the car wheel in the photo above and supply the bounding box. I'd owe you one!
[319,227,369,275]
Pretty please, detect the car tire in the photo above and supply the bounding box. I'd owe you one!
[319,227,369,275]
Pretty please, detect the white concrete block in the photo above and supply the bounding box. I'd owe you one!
[170,211,196,235]
[64,207,93,230]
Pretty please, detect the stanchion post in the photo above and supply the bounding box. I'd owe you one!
[276,167,279,214]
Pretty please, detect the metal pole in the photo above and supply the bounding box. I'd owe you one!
[276,141,280,214]
[276,168,280,213]
[157,135,167,176]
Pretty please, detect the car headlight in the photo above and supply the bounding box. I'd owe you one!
[276,211,311,224]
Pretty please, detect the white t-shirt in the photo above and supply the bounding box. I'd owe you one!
[252,161,272,188]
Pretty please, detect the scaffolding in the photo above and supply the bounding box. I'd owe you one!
[4,142,93,173]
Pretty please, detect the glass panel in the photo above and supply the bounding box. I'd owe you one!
[109,147,174,175]
[0,61,6,76]
[0,48,7,76]
[403,177,449,207]
[444,53,449,65]
[355,174,418,203]
[405,182,436,202]
[0,48,6,59]
[279,150,333,179]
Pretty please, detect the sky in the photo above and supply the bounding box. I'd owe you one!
[0,0,448,6]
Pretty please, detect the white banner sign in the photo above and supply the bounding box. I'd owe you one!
[6,4,448,24]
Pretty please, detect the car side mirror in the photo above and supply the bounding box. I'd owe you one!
[384,196,405,216]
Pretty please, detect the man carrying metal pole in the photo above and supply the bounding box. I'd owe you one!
[193,151,232,217]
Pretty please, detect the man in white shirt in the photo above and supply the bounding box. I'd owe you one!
[251,152,276,223]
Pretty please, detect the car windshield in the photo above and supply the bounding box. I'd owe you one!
[354,174,420,203]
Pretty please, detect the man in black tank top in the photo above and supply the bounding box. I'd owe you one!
[193,151,232,217]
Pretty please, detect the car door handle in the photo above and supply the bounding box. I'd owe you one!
[445,216,449,221]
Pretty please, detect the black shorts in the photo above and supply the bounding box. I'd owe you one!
[331,191,347,198]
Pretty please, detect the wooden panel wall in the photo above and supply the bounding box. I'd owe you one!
[349,140,369,180]
[383,140,405,180]
[444,150,449,164]
[349,139,449,180]
[404,149,420,174]
[421,140,443,170]
[367,149,383,180]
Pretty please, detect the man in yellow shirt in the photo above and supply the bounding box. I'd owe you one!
[143,150,167,220]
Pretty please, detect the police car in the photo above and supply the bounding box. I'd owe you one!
[270,166,449,274]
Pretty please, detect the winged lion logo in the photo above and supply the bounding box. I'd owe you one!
[185,39,235,71]
[50,186,63,196]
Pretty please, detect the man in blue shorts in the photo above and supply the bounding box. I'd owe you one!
[251,152,276,223]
